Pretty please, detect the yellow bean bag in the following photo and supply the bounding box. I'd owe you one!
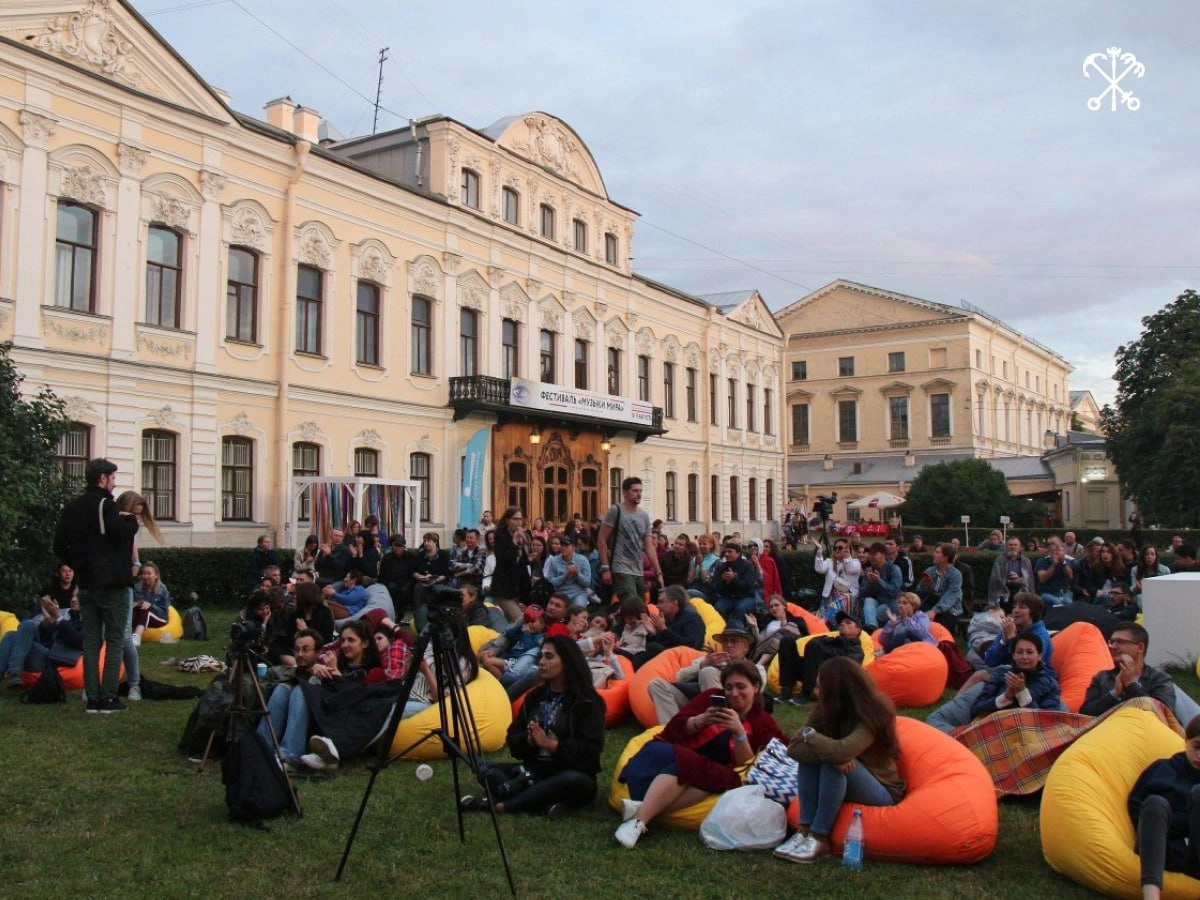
[468,625,500,655]
[607,726,720,830]
[866,641,948,708]
[628,646,705,728]
[390,668,512,760]
[143,605,184,642]
[688,597,726,647]
[0,610,18,639]
[766,630,877,696]
[1042,705,1200,898]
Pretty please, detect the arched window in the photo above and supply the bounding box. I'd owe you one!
[296,264,323,355]
[543,463,568,523]
[55,422,91,489]
[356,282,381,365]
[507,460,529,513]
[355,447,380,478]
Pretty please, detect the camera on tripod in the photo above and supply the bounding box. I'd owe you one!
[228,618,264,652]
[815,492,838,519]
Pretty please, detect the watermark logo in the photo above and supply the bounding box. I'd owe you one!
[1083,47,1144,111]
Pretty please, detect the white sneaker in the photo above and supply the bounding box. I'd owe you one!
[620,799,643,822]
[127,685,142,701]
[299,752,338,772]
[614,818,647,849]
[774,832,815,862]
[131,634,142,647]
[308,734,340,764]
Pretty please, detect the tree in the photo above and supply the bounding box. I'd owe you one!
[0,342,71,612]
[901,458,1044,529]
[1101,289,1200,527]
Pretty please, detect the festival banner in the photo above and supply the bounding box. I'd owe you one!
[459,427,489,527]
[508,377,655,427]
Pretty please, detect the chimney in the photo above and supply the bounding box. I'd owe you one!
[293,106,320,143]
[264,96,294,133]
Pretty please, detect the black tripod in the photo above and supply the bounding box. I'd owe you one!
[335,607,515,895]
[179,645,301,826]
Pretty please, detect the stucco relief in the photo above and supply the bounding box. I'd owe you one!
[19,111,55,150]
[199,170,225,201]
[685,343,701,368]
[509,116,582,183]
[117,143,148,178]
[636,328,655,354]
[356,428,383,448]
[33,0,145,88]
[152,193,191,232]
[572,308,594,340]
[354,241,394,286]
[61,165,108,206]
[151,405,179,428]
[458,272,488,311]
[296,421,325,443]
[42,313,109,344]
[605,317,628,348]
[224,412,264,437]
[663,337,680,363]
[409,258,441,298]
[64,395,98,421]
[228,205,270,250]
[138,333,192,359]
[541,305,563,332]
[295,224,337,269]
[500,283,529,323]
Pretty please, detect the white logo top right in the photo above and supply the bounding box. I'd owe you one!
[1083,47,1145,111]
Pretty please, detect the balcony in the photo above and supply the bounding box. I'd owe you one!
[449,375,666,442]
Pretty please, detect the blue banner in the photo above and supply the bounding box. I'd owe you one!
[459,427,489,528]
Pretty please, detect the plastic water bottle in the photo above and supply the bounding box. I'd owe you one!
[842,808,865,871]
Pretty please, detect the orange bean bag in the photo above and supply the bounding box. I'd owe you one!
[787,603,828,637]
[607,726,720,830]
[598,654,635,726]
[866,641,948,708]
[786,716,998,864]
[766,629,877,696]
[21,645,122,691]
[1051,622,1113,713]
[628,645,705,728]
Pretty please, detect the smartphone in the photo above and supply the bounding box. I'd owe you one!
[710,694,727,708]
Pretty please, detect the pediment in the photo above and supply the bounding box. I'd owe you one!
[2,0,234,122]
[723,290,784,338]
[777,280,966,334]
[490,113,607,197]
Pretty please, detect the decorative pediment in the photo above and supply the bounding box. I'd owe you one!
[636,327,656,355]
[492,113,607,197]
[224,200,275,252]
[605,316,629,349]
[499,282,530,323]
[353,239,395,287]
[408,255,443,299]
[539,296,566,332]
[294,221,339,270]
[663,335,681,363]
[685,343,702,369]
[572,306,595,340]
[921,377,957,394]
[458,270,489,311]
[879,381,915,396]
[830,385,864,398]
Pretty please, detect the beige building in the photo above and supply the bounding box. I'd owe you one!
[0,0,785,548]
[776,280,1120,528]
[1069,390,1103,433]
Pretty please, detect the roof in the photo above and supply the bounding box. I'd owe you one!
[787,452,1052,487]
[698,290,757,311]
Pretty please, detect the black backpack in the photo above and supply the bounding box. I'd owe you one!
[222,729,298,825]
[22,661,66,704]
[182,606,208,641]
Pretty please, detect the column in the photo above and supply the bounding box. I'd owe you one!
[195,170,225,373]
[14,111,56,347]
[111,142,148,359]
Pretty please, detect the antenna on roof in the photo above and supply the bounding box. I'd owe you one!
[372,47,389,134]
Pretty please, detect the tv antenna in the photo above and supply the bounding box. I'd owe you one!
[373,46,389,134]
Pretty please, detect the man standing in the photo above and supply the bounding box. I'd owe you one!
[53,458,139,714]
[598,476,662,609]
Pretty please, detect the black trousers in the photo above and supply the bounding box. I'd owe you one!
[777,635,858,699]
[1138,787,1200,888]
[481,763,597,814]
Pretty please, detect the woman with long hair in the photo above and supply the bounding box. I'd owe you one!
[461,635,606,818]
[1133,545,1170,607]
[400,613,479,719]
[774,656,906,864]
[115,490,162,701]
[747,594,804,666]
[490,506,528,623]
[286,580,335,648]
[130,561,170,643]
[614,659,784,849]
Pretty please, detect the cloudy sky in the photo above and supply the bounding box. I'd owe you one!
[141,0,1200,404]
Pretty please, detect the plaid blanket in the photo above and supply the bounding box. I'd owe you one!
[953,697,1182,797]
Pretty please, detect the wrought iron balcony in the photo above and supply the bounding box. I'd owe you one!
[449,375,666,441]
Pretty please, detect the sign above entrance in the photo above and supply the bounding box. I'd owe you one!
[509,377,656,427]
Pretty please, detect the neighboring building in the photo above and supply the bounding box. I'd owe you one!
[1044,431,1124,530]
[0,0,784,547]
[1069,390,1103,433]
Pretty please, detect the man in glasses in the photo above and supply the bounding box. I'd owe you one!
[1080,623,1175,716]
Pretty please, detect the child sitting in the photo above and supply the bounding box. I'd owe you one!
[479,605,546,687]
[1129,714,1200,899]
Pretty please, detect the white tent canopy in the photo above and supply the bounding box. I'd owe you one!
[847,490,906,510]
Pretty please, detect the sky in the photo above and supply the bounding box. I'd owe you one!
[139,0,1200,405]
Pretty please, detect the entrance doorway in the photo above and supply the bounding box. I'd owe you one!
[493,425,604,528]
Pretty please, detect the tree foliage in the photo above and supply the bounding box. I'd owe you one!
[0,342,71,612]
[1101,289,1200,527]
[901,458,1044,529]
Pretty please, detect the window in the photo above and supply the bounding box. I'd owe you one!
[460,308,479,377]
[356,282,380,365]
[749,477,758,521]
[411,296,432,375]
[295,264,322,355]
[730,477,740,521]
[791,360,807,381]
[221,437,253,521]
[746,384,756,432]
[687,473,699,521]
[145,225,182,328]
[460,168,480,209]
[573,219,587,253]
[710,474,720,521]
[607,347,621,395]
[539,329,556,383]
[292,441,320,522]
[574,338,589,390]
[838,356,855,377]
[686,367,698,422]
[727,379,737,428]
[792,403,810,445]
[544,462,568,522]
[502,318,519,379]
[502,187,520,224]
[609,468,623,506]
[889,396,910,440]
[604,232,618,265]
[580,466,600,523]
[55,202,98,312]
[838,400,858,443]
[55,422,91,489]
[710,373,719,425]
[766,478,775,520]
[507,460,529,513]
[226,247,258,343]
[354,447,379,478]
[932,393,952,438]
[888,352,905,373]
[975,349,982,369]
[637,355,650,402]
[663,362,676,418]
[410,453,431,522]
[141,429,177,521]
[763,388,773,434]
[665,472,677,521]
[540,204,555,239]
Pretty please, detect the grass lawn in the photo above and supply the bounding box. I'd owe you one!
[5,611,1192,899]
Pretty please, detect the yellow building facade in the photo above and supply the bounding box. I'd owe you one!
[0,0,785,548]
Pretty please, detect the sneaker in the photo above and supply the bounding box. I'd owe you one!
[127,685,142,702]
[458,795,490,813]
[85,698,102,714]
[774,832,815,862]
[131,633,142,647]
[545,803,568,820]
[614,818,647,849]
[789,696,810,707]
[796,836,831,863]
[308,734,340,765]
[100,698,127,714]
[620,798,643,822]
[5,672,23,689]
[299,752,337,772]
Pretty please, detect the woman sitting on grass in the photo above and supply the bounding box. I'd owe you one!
[774,656,905,864]
[460,635,606,819]
[1129,715,1200,899]
[614,660,783,849]
[877,592,937,653]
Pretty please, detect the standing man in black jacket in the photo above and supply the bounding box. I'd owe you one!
[53,458,139,713]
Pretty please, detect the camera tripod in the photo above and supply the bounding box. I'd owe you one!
[179,646,302,827]
[335,610,515,895]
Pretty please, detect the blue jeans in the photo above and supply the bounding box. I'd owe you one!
[257,683,309,764]
[796,760,896,836]
[122,588,140,689]
[1040,591,1072,608]
[0,621,48,677]
[499,646,541,687]
[714,595,757,622]
[862,596,897,629]
[81,587,131,701]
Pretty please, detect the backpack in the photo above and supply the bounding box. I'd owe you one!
[938,639,976,690]
[22,661,66,704]
[178,673,236,757]
[182,606,208,641]
[222,729,298,825]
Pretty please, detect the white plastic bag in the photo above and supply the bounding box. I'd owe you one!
[699,784,787,851]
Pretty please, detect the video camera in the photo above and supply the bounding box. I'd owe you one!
[815,492,838,519]
[228,618,264,653]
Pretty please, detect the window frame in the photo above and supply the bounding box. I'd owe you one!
[604,232,619,265]
[663,362,676,419]
[540,204,556,240]
[730,476,740,521]
[141,429,178,522]
[411,295,433,376]
[410,452,432,522]
[749,477,758,522]
[766,478,775,521]
[746,383,756,433]
[889,395,910,440]
[838,399,858,443]
[356,281,381,366]
[573,218,588,253]
[221,436,254,522]
[354,447,380,478]
[791,360,808,381]
[727,378,738,428]
[888,351,906,373]
[226,246,259,343]
[607,346,622,395]
[763,387,773,434]
[539,329,556,383]
[665,472,677,522]
[838,356,855,377]
[710,473,720,521]
[501,318,520,379]
[145,223,183,329]
[460,168,480,209]
[574,338,589,390]
[55,422,91,490]
[637,355,650,402]
[687,473,699,522]
[931,392,952,438]
[792,403,810,445]
[502,186,520,224]
[685,367,698,422]
[460,307,479,377]
[54,201,99,312]
[292,441,321,523]
[710,373,719,426]
[295,264,323,356]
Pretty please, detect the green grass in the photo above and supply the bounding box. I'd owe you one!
[7,615,1192,898]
